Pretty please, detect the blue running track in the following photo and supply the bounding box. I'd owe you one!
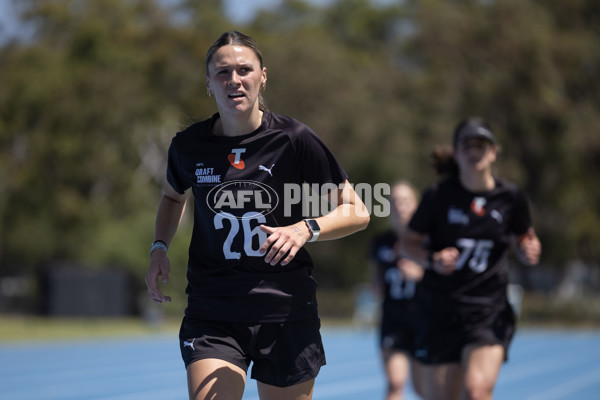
[1,328,599,399]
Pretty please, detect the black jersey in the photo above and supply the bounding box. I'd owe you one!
[369,230,419,307]
[167,111,348,323]
[408,177,531,310]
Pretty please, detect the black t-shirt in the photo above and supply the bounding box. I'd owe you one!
[369,230,420,310]
[167,111,348,322]
[408,177,531,311]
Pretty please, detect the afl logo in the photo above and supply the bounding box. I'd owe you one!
[206,180,279,220]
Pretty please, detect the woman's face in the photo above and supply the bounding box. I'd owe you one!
[454,138,497,173]
[206,45,267,116]
[390,184,417,228]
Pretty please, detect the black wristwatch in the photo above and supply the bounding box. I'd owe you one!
[303,219,320,242]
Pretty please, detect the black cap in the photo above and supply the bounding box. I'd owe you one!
[453,118,496,147]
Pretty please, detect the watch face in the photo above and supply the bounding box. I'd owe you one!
[307,219,320,232]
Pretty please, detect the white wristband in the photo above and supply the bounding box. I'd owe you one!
[150,241,168,255]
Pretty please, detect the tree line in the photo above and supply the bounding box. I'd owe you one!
[0,0,598,308]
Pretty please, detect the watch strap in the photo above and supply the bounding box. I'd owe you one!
[304,219,320,243]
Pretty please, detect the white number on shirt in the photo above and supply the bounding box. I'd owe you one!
[455,238,494,273]
[385,268,416,300]
[214,212,268,260]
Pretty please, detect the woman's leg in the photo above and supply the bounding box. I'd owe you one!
[421,363,463,400]
[410,358,425,399]
[187,358,246,400]
[461,344,504,400]
[257,378,315,400]
[382,349,411,400]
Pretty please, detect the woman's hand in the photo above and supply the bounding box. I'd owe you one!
[516,228,542,265]
[431,247,460,275]
[397,258,425,281]
[145,250,172,303]
[259,222,311,266]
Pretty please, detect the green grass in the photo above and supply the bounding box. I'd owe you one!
[519,293,600,329]
[3,292,599,343]
[0,315,361,343]
[0,315,179,342]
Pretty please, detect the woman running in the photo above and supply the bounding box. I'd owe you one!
[401,117,541,400]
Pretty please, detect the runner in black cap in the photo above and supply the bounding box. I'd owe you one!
[401,117,541,400]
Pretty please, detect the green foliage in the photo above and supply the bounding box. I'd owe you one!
[399,0,600,265]
[1,0,599,309]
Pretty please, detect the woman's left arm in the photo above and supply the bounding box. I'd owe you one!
[512,227,542,266]
[260,179,370,266]
[311,179,370,240]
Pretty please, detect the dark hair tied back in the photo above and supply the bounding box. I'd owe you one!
[431,145,458,177]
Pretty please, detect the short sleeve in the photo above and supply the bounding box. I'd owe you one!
[166,138,190,195]
[509,188,532,236]
[408,187,437,234]
[292,127,348,186]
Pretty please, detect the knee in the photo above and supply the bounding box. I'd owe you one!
[464,374,495,400]
[464,388,494,400]
[387,379,407,397]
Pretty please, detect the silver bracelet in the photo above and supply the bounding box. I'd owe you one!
[150,240,168,255]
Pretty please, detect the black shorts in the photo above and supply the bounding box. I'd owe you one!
[379,301,420,354]
[414,299,516,365]
[179,313,326,387]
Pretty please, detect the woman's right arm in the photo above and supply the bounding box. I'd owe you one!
[400,229,430,269]
[145,183,187,303]
[401,229,459,275]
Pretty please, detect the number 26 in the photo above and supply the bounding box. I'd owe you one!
[214,212,268,260]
